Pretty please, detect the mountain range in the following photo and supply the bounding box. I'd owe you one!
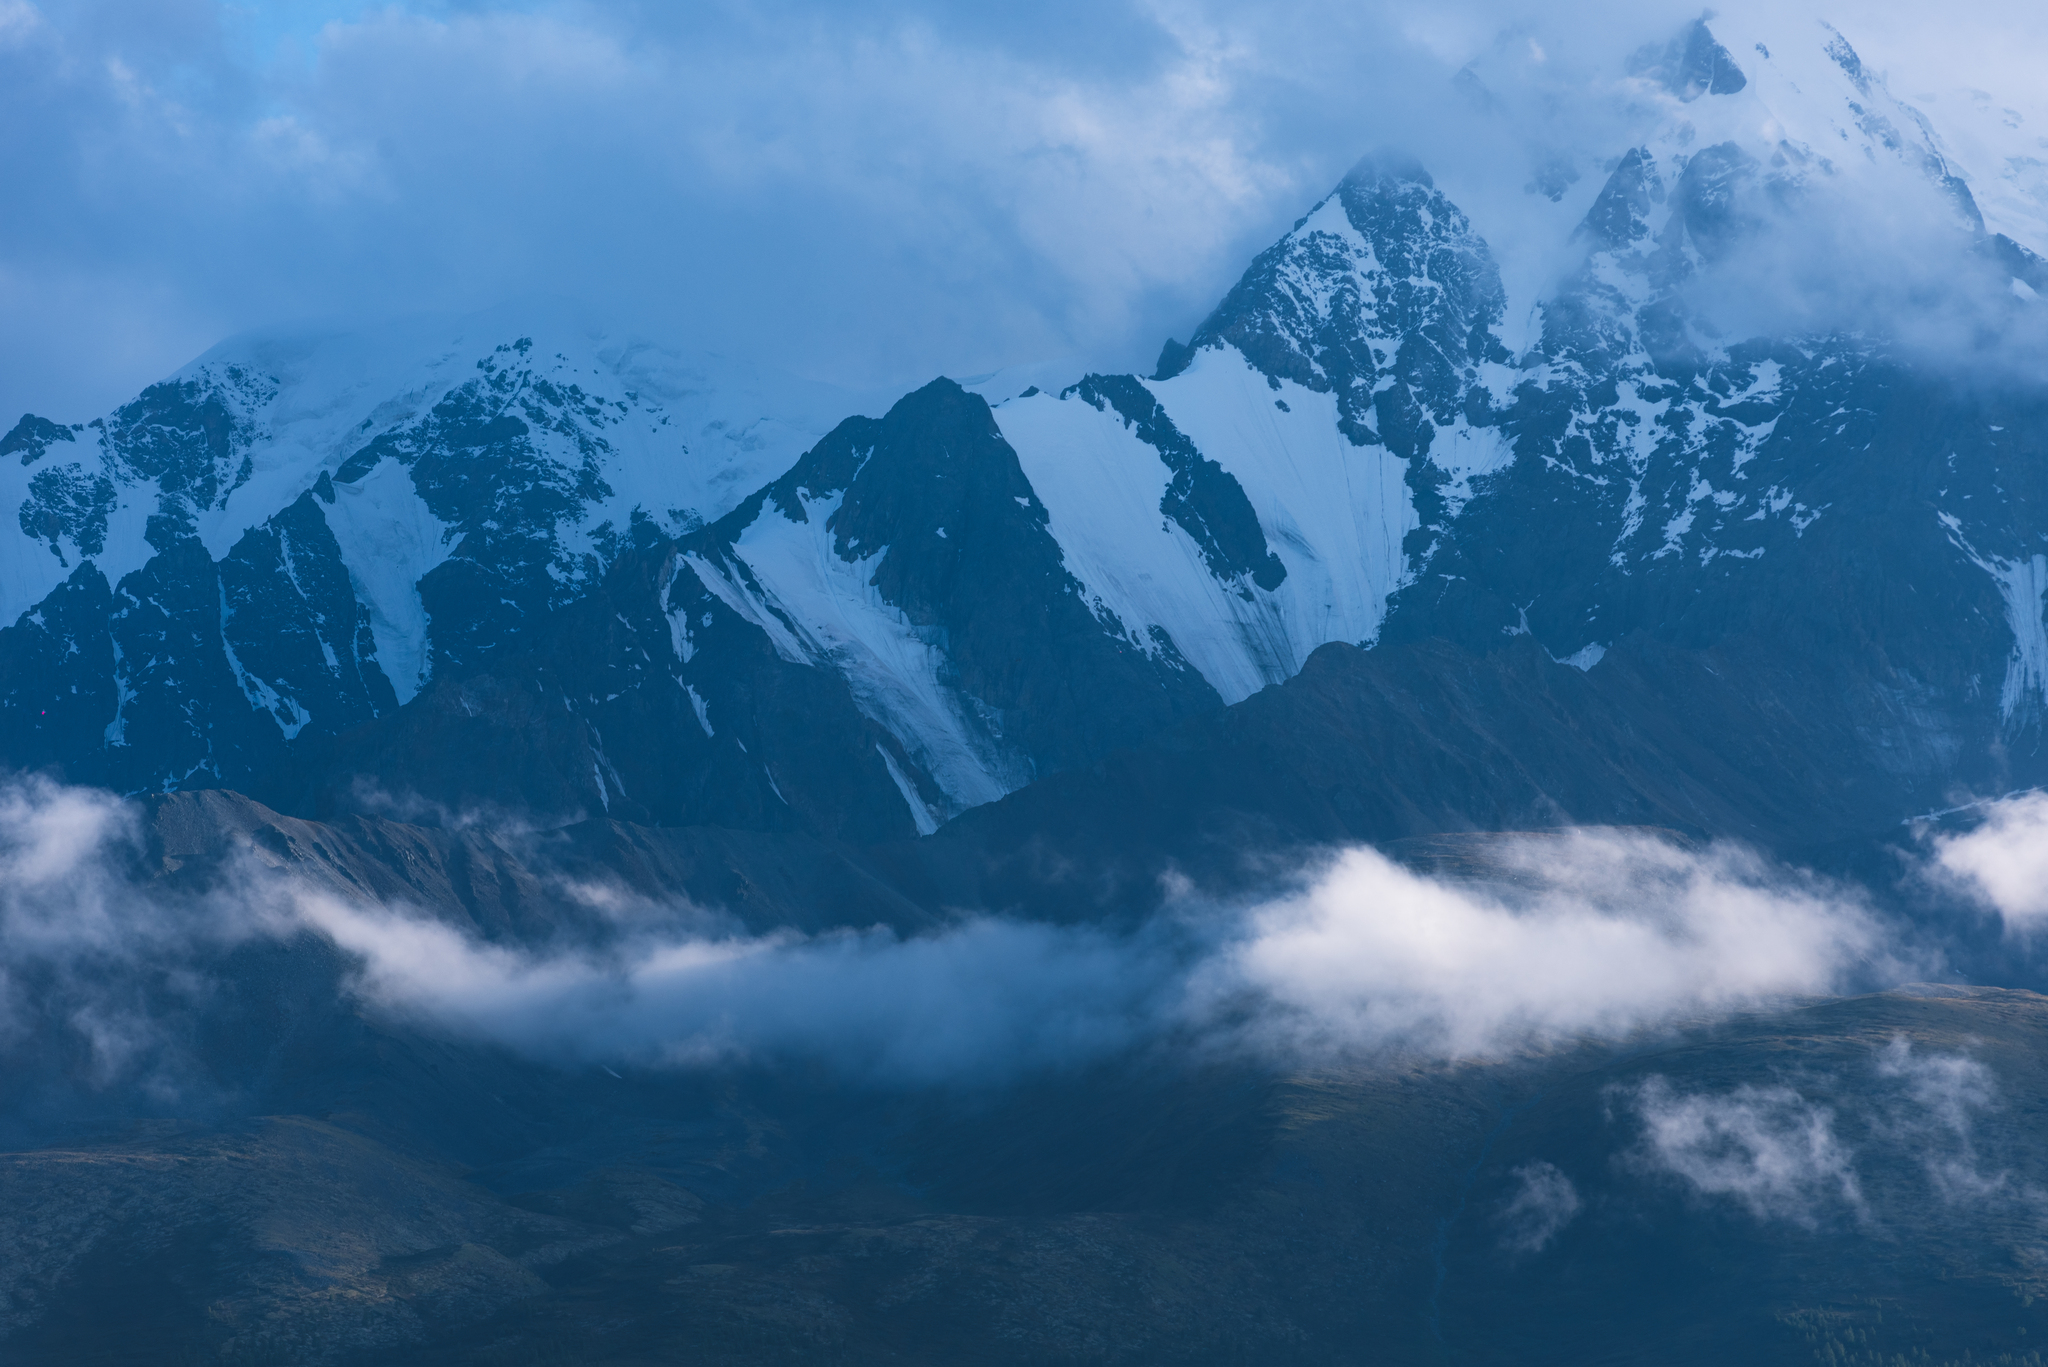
[7,13,2048,1365]
[8,18,2048,860]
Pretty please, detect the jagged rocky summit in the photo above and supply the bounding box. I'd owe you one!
[4,15,2048,852]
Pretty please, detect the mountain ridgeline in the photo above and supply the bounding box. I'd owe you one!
[4,18,2048,863]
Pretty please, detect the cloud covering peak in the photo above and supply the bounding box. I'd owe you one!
[4,0,2046,424]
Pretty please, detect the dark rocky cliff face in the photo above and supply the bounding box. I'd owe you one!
[686,378,1226,798]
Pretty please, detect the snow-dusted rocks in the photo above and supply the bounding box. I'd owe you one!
[0,313,858,796]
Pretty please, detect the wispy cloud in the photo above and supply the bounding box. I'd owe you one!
[0,776,257,1097]
[1618,1035,2034,1227]
[1497,1160,1583,1253]
[1875,1036,2011,1202]
[1621,1077,1866,1225]
[292,891,1174,1083]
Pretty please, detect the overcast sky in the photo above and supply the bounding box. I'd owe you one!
[2,0,2044,424]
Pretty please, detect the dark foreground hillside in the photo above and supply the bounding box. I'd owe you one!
[7,980,2046,1366]
[1,777,2041,1365]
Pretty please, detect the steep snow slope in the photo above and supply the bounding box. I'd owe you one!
[681,490,1029,813]
[998,352,1430,704]
[994,158,1514,705]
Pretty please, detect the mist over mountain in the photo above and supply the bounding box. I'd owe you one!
[7,5,2048,1363]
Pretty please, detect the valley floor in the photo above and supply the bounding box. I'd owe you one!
[8,967,2047,1364]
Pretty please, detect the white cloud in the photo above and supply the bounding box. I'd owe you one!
[1931,791,2048,932]
[247,114,382,199]
[0,775,250,1087]
[0,774,143,956]
[0,0,41,50]
[1194,833,1891,1059]
[290,890,1172,1083]
[1621,1039,2035,1226]
[1875,1036,2010,1202]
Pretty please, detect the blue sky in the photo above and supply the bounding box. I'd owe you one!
[2,1,2043,423]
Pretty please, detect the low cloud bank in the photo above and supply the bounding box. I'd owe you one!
[294,895,1173,1083]
[0,777,1932,1091]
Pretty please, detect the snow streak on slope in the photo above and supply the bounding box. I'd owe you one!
[684,493,1024,817]
[319,457,453,705]
[1942,512,2048,722]
[998,382,1297,705]
[1991,553,2048,721]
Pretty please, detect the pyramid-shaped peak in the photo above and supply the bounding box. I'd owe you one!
[1629,17,1748,101]
[1343,149,1434,190]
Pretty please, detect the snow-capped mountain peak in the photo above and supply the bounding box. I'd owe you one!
[5,21,2048,838]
